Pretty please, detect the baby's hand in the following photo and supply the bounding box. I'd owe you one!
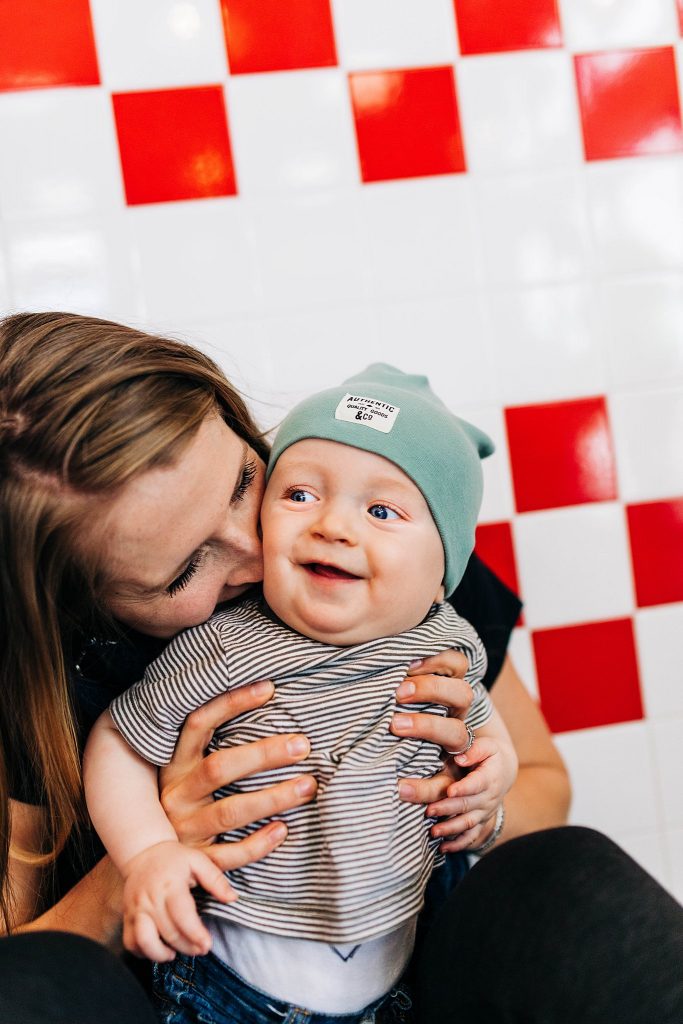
[122,840,237,962]
[426,734,518,853]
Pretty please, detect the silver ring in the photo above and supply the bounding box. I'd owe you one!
[444,723,475,757]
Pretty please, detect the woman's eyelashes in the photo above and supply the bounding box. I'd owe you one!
[167,550,204,596]
[232,459,257,504]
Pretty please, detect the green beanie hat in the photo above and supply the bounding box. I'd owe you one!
[267,364,494,597]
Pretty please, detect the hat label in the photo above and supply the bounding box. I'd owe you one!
[335,393,400,433]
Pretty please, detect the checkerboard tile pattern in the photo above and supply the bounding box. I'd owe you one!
[0,0,681,898]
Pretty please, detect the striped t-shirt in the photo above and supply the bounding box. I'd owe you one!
[111,596,490,945]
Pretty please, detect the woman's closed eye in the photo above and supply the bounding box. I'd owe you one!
[368,504,400,521]
[232,459,257,504]
[167,550,205,596]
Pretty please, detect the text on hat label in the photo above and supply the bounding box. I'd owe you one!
[334,393,400,433]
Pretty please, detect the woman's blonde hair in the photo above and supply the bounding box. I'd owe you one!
[0,311,268,930]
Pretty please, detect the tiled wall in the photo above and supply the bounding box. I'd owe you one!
[1,1,681,898]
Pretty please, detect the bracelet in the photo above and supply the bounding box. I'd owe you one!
[470,803,505,855]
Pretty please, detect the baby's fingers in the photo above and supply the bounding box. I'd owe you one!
[125,912,176,963]
[164,888,213,956]
[190,850,238,904]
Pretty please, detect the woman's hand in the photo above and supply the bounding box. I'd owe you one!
[426,722,517,852]
[160,680,317,871]
[392,650,474,809]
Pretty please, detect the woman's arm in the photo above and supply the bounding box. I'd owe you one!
[395,653,571,852]
[7,682,317,943]
[485,655,571,843]
[7,800,124,948]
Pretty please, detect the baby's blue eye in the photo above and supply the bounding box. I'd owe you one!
[368,504,399,521]
[289,489,316,503]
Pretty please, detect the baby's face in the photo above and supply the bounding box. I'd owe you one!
[261,439,445,645]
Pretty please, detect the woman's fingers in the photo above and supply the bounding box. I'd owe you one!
[396,673,473,717]
[407,651,469,680]
[206,821,288,872]
[391,709,472,752]
[398,770,452,805]
[188,775,317,845]
[164,732,311,811]
[169,681,275,773]
[440,828,484,854]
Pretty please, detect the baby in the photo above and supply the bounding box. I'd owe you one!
[85,364,517,1020]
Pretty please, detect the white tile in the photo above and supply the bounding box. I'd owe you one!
[610,389,683,503]
[514,503,635,629]
[558,0,679,51]
[330,0,458,70]
[247,191,370,311]
[586,158,683,274]
[251,305,382,403]
[636,605,683,719]
[460,406,515,522]
[507,625,539,700]
[611,829,670,890]
[0,88,123,221]
[458,51,581,173]
[90,0,228,89]
[6,216,141,320]
[650,718,683,829]
[360,176,481,299]
[376,294,497,408]
[664,828,683,905]
[599,276,683,392]
[226,70,358,194]
[475,170,592,286]
[485,283,607,404]
[129,199,261,321]
[556,721,659,835]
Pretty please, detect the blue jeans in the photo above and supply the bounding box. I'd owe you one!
[152,855,470,1024]
[152,952,413,1024]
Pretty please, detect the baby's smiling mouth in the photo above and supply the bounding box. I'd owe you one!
[303,562,361,581]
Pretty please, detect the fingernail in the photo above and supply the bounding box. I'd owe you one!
[396,681,415,699]
[408,659,423,669]
[455,754,468,764]
[296,777,316,797]
[252,680,273,697]
[287,735,309,757]
[392,714,413,732]
[267,822,287,843]
[398,781,416,799]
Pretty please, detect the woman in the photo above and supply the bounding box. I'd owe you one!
[1,312,679,1024]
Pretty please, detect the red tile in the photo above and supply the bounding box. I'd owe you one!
[220,0,337,74]
[453,0,562,56]
[574,48,683,161]
[475,521,522,601]
[112,86,237,206]
[627,498,683,607]
[533,618,643,733]
[0,0,99,92]
[505,397,618,514]
[349,66,466,184]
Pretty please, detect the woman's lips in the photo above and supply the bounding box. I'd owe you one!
[303,562,360,581]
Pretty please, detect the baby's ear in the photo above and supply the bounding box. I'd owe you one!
[433,583,445,605]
